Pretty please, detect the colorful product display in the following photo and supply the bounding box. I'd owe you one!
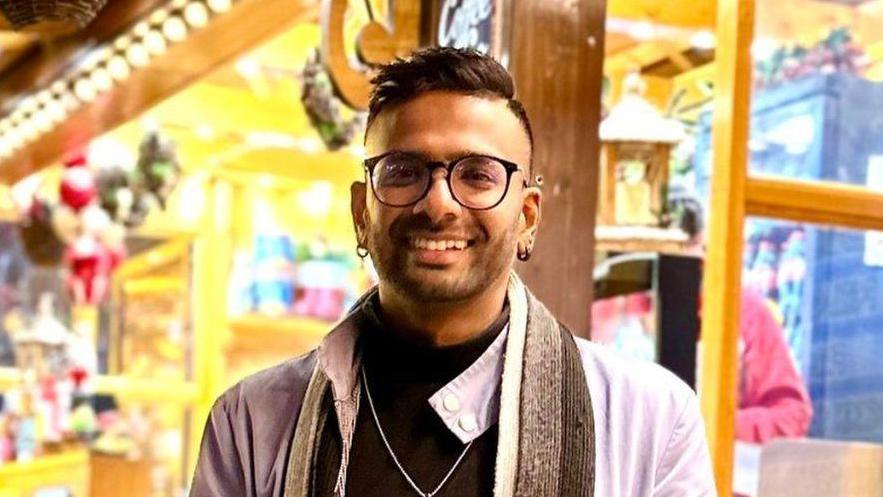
[228,234,369,322]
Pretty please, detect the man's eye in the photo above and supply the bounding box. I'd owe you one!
[462,170,495,182]
[379,163,423,185]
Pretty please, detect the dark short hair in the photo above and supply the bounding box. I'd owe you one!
[366,47,534,165]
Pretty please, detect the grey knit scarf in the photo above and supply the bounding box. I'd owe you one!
[285,272,595,497]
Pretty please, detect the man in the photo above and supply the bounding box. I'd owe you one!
[191,47,715,497]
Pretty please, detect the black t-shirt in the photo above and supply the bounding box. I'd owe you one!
[312,296,508,497]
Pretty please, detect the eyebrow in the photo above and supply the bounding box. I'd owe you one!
[383,148,505,162]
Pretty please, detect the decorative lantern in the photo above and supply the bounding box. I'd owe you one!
[12,293,69,379]
[0,0,109,34]
[598,73,685,228]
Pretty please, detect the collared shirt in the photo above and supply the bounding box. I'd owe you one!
[191,303,715,497]
[314,297,510,497]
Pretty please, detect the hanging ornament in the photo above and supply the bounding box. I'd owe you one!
[59,156,97,213]
[134,130,181,212]
[95,165,135,225]
[64,235,117,305]
[18,196,65,267]
[300,49,365,151]
[50,204,80,245]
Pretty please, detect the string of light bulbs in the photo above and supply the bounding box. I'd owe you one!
[0,0,236,162]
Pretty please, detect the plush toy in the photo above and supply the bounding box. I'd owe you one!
[59,156,98,213]
[65,236,120,305]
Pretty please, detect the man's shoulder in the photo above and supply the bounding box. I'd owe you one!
[573,336,695,416]
[214,349,319,415]
[573,337,715,495]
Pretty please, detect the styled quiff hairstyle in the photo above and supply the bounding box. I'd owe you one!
[366,47,534,163]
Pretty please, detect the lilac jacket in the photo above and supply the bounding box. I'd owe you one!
[191,311,715,496]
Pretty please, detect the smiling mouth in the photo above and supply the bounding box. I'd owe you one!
[410,237,475,251]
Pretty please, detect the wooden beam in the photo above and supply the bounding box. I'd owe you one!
[508,0,606,337]
[747,176,883,232]
[700,0,754,495]
[664,41,695,72]
[0,0,322,185]
[0,0,167,111]
[607,0,715,29]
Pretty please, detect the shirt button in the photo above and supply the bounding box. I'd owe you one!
[443,393,461,413]
[459,413,478,433]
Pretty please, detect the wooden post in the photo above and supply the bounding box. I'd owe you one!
[507,0,607,337]
[189,178,234,476]
[700,0,755,494]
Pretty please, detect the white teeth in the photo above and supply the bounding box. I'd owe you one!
[412,238,469,251]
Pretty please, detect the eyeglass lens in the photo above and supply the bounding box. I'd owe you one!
[371,154,510,209]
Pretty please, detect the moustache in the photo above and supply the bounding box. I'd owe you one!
[387,212,484,243]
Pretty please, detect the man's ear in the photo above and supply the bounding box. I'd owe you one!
[351,181,368,242]
[520,186,542,242]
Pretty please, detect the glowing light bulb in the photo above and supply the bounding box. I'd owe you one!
[132,21,151,38]
[7,128,23,149]
[74,78,97,102]
[195,125,215,140]
[19,97,38,114]
[36,90,53,106]
[144,30,168,55]
[207,0,232,13]
[33,110,52,133]
[10,110,26,125]
[691,30,716,51]
[20,120,38,142]
[46,101,67,124]
[108,56,131,81]
[126,43,150,67]
[114,35,133,51]
[59,91,80,112]
[184,2,210,28]
[51,80,67,95]
[162,16,188,42]
[91,68,113,92]
[149,8,170,25]
[628,21,655,42]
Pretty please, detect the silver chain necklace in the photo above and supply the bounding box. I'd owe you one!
[360,367,475,497]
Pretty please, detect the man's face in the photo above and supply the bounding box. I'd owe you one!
[352,91,540,303]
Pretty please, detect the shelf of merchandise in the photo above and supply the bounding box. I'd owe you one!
[595,225,694,255]
[0,368,198,405]
[227,314,331,353]
[0,448,90,497]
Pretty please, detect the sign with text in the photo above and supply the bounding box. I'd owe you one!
[437,0,504,60]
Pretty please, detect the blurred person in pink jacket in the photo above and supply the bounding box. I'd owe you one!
[593,191,813,444]
[735,289,812,443]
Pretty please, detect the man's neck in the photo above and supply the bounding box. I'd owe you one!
[376,278,509,347]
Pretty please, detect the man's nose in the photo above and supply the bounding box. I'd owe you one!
[412,170,461,222]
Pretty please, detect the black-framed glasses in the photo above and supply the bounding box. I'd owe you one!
[364,152,527,210]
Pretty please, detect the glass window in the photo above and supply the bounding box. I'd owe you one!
[731,217,883,497]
